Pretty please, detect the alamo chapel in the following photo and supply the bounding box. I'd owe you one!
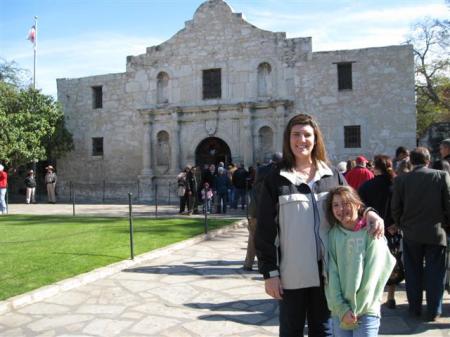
[56,0,416,201]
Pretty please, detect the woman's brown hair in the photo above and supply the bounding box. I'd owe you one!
[281,114,328,170]
[373,154,395,182]
[325,186,365,226]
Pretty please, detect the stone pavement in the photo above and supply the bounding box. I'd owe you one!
[1,204,449,336]
[6,202,235,218]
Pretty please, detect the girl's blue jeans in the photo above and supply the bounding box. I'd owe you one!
[203,199,212,213]
[332,315,380,337]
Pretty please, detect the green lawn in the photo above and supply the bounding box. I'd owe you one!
[0,215,236,301]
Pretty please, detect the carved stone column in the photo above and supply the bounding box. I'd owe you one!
[140,112,154,176]
[138,110,154,201]
[275,102,286,152]
[241,103,254,167]
[169,108,180,174]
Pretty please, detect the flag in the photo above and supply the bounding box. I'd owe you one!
[27,25,36,44]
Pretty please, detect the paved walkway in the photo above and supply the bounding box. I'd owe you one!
[6,202,248,218]
[1,204,449,336]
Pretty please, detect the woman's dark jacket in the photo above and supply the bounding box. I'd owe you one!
[358,175,393,227]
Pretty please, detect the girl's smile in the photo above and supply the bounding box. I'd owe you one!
[331,194,360,230]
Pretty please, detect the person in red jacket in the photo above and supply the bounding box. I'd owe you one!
[345,156,374,190]
[0,164,8,215]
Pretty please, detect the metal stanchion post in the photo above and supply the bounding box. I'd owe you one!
[128,193,134,260]
[137,180,140,200]
[168,182,171,205]
[69,181,73,203]
[72,189,76,216]
[102,180,106,203]
[204,202,208,235]
[156,189,159,216]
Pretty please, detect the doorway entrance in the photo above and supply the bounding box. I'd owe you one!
[195,137,232,167]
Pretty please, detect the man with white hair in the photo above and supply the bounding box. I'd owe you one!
[0,164,8,215]
[214,166,230,213]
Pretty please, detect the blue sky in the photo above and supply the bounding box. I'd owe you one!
[1,0,448,97]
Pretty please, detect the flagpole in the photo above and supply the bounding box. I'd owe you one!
[33,16,38,90]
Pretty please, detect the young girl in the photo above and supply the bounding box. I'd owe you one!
[325,186,395,337]
[201,182,213,214]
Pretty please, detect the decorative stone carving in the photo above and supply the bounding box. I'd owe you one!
[205,119,218,136]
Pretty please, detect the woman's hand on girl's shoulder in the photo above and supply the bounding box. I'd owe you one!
[366,211,384,239]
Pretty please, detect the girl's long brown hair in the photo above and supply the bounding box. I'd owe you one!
[325,186,365,226]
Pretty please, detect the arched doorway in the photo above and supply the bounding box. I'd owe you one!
[195,137,232,167]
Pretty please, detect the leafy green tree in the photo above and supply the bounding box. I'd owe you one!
[406,19,450,136]
[0,59,73,169]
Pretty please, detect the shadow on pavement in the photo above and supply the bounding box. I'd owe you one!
[123,259,263,278]
[379,302,450,335]
[184,298,278,326]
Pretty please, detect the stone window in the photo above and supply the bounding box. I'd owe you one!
[157,72,169,104]
[259,126,274,162]
[202,68,221,99]
[92,137,104,156]
[344,125,361,148]
[156,131,170,166]
[92,86,103,109]
[257,62,272,97]
[337,63,353,90]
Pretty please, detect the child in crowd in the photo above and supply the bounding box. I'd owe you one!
[201,182,213,214]
[325,186,395,337]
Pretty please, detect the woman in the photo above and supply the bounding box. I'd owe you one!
[255,114,384,337]
[24,169,37,204]
[177,168,188,214]
[359,155,403,309]
[0,164,7,215]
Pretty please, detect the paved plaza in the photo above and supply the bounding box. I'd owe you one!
[0,204,449,336]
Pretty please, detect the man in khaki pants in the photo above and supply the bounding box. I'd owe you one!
[45,166,57,203]
[243,153,282,271]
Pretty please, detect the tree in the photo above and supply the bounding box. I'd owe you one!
[406,19,450,136]
[0,58,31,88]
[0,59,73,169]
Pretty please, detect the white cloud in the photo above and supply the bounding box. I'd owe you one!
[242,3,449,50]
[4,32,163,97]
[244,3,447,27]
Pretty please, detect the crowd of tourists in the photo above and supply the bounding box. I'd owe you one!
[244,113,449,337]
[0,165,57,214]
[176,162,256,215]
[334,143,450,320]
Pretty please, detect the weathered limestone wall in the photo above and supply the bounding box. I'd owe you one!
[56,73,145,200]
[294,45,416,162]
[56,0,416,202]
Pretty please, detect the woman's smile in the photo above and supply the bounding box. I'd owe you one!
[290,124,315,161]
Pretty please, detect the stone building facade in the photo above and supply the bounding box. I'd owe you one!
[56,0,416,201]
